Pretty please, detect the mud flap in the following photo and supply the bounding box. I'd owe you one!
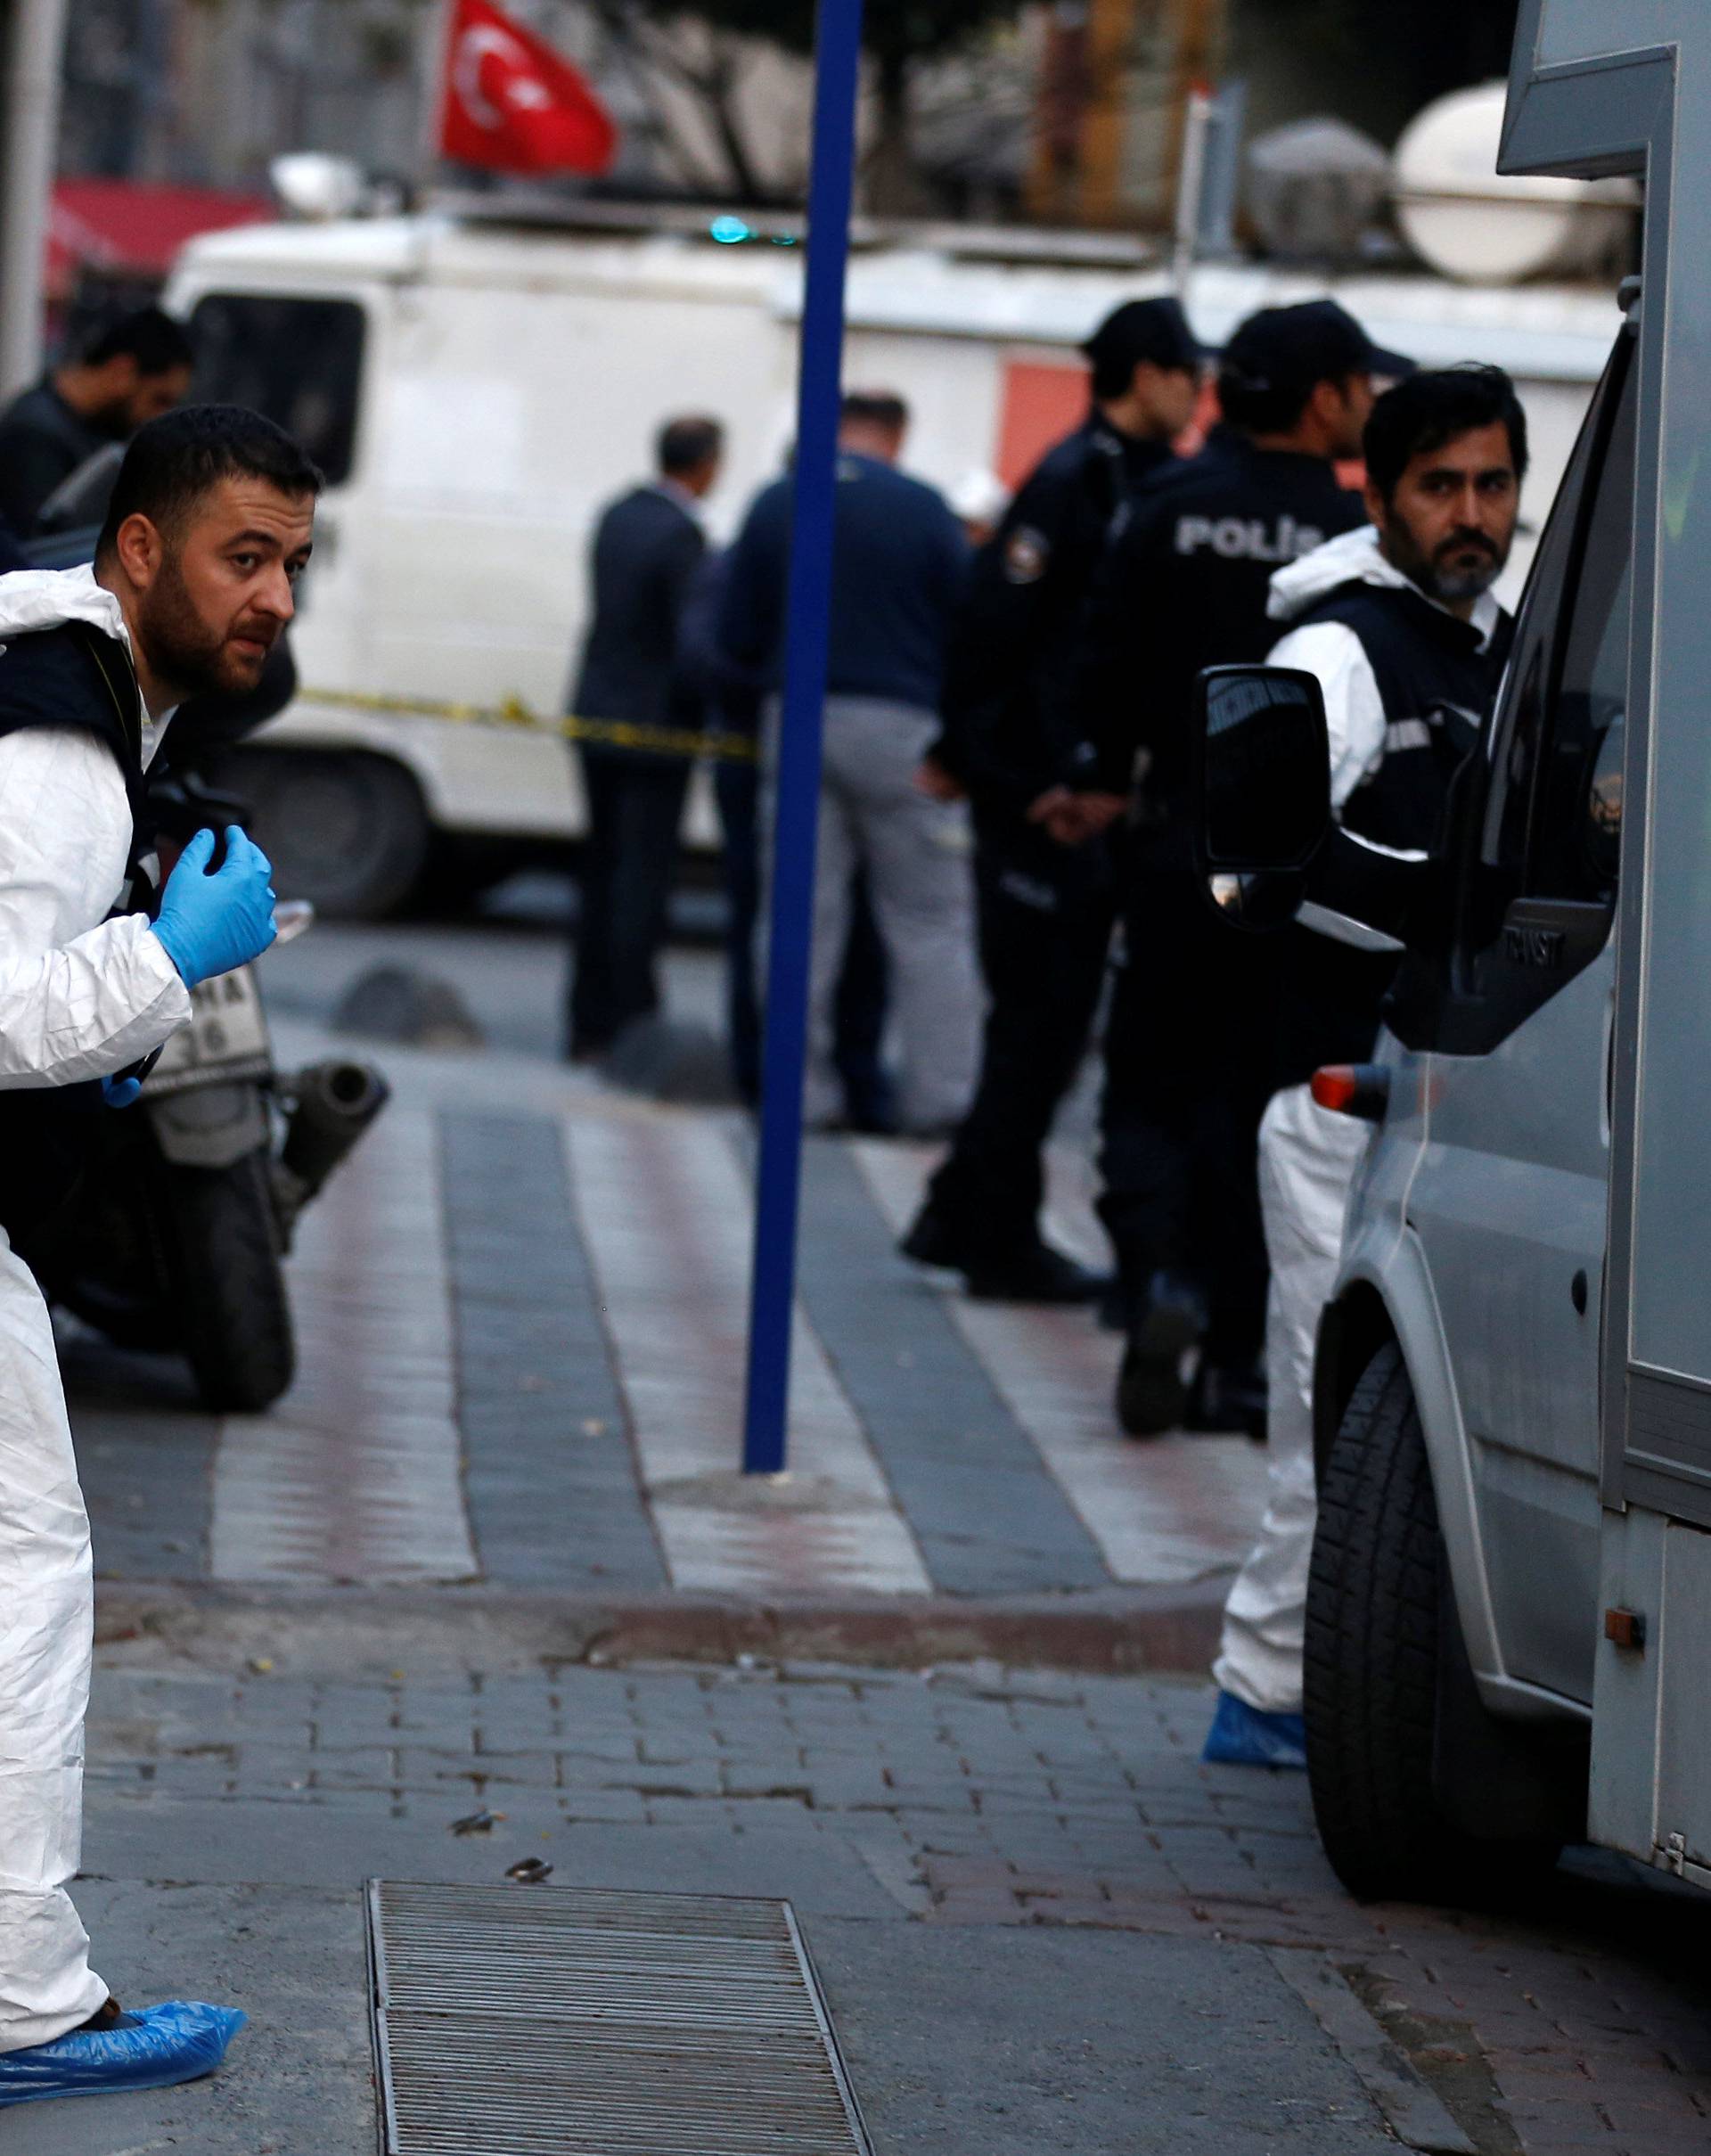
[1433,1544,1590,1845]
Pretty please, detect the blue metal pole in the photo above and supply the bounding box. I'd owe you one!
[741,0,864,1475]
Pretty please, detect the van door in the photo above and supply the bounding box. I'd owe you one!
[1403,329,1635,1705]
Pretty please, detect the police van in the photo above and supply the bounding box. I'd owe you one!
[1197,0,1711,1899]
[162,203,1617,914]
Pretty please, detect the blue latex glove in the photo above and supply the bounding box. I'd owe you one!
[151,825,277,990]
[101,1074,142,1109]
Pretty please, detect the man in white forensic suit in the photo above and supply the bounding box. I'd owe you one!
[0,404,307,2093]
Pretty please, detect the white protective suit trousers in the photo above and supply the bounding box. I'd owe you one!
[0,1232,106,2051]
[1213,1085,1371,1716]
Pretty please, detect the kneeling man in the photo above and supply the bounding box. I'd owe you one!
[0,406,312,2088]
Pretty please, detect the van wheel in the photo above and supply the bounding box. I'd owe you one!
[218,750,431,919]
[1305,1341,1559,1902]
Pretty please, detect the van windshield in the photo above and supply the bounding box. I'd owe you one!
[189,295,365,487]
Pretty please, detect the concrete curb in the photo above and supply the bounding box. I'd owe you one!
[93,1577,1230,1678]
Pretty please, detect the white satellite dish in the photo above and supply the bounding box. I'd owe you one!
[1393,80,1638,284]
[270,153,366,223]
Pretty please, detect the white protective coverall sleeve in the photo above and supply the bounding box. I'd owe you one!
[0,723,189,2051]
[1264,619,1387,816]
[1210,617,1382,1717]
[0,728,190,1088]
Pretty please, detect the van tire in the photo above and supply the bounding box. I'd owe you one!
[1304,1340,1558,1903]
[218,749,431,919]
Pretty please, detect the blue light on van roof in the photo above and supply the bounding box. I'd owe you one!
[709,216,752,244]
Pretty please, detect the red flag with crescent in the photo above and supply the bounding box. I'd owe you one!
[438,0,618,176]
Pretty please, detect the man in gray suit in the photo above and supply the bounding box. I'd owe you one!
[567,414,724,1061]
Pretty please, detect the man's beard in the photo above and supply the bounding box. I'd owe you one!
[1386,514,1506,606]
[136,553,267,701]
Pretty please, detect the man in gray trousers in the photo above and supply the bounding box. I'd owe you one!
[718,391,978,1133]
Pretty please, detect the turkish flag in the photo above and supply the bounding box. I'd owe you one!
[438,0,618,176]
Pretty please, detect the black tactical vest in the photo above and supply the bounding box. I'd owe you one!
[0,620,153,1239]
[1305,578,1513,854]
[1272,577,1513,1089]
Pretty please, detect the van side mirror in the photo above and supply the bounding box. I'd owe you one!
[1194,664,1331,932]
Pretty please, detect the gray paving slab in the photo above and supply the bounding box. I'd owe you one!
[3,1881,371,2156]
[791,1136,1113,1596]
[810,1919,1399,2155]
[439,1108,666,1592]
[64,1338,215,1582]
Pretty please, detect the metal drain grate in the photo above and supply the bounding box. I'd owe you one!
[365,1881,873,2155]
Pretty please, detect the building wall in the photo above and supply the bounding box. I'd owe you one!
[55,1,1028,214]
[54,0,816,198]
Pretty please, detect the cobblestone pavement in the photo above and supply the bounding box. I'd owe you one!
[38,1647,1711,2156]
[38,971,1711,2152]
[62,1021,1270,1614]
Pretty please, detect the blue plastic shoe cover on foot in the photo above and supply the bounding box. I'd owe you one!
[0,2001,247,2105]
[1201,1689,1308,1769]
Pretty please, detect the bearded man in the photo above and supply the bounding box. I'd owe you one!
[0,405,299,2094]
[1205,364,1527,1766]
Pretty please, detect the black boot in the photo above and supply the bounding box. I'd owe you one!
[899,1193,971,1269]
[1116,1272,1208,1439]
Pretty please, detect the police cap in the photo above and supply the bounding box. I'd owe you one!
[1219,299,1413,424]
[1082,297,1207,385]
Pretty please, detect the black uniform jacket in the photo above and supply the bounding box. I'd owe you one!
[937,414,1175,819]
[1077,428,1365,855]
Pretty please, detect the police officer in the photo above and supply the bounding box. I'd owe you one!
[901,297,1203,1300]
[1076,299,1411,1434]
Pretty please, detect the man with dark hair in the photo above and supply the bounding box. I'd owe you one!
[567,414,725,1061]
[1076,299,1412,1439]
[901,296,1203,1299]
[1205,365,1524,1768]
[839,390,909,438]
[0,308,194,537]
[719,389,978,1133]
[0,403,302,2086]
[657,414,724,483]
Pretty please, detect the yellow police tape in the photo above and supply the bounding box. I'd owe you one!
[293,684,758,762]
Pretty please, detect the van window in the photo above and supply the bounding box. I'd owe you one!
[188,295,364,486]
[1486,334,1635,911]
[1417,332,1636,1052]
[1529,357,1636,901]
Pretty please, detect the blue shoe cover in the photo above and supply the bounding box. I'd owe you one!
[1201,1689,1308,1769]
[0,2001,246,2106]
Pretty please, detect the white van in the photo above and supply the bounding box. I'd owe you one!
[1193,0,1711,1902]
[164,203,1620,914]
